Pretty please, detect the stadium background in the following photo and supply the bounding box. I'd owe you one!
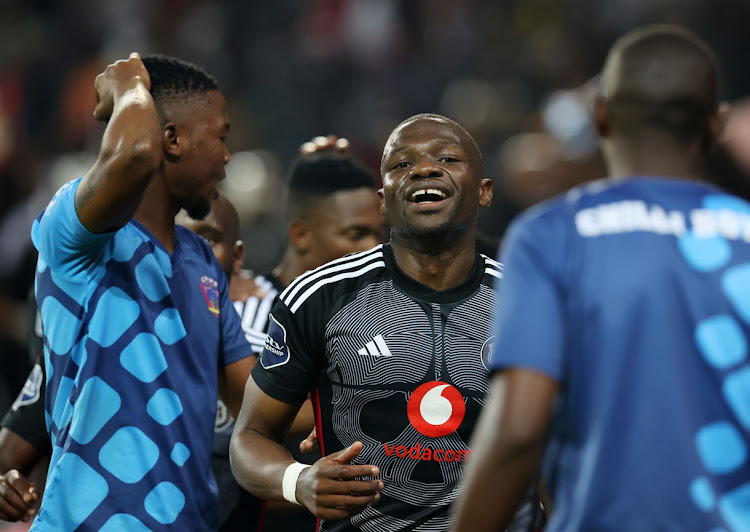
[1,1,750,527]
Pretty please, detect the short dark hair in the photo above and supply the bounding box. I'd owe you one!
[603,25,720,143]
[286,152,377,219]
[141,54,218,113]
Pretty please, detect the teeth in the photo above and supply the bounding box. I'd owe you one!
[411,189,447,200]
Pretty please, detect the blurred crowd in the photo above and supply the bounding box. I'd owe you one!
[1,0,750,415]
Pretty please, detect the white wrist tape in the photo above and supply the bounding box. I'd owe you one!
[282,462,311,505]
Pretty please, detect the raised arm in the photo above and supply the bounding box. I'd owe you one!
[76,52,163,234]
[229,376,383,521]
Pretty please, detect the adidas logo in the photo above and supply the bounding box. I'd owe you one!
[358,334,392,357]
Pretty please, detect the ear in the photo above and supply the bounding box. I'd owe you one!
[377,188,386,216]
[478,179,493,208]
[162,123,181,158]
[593,94,610,139]
[710,101,731,145]
[232,240,244,276]
[288,218,311,254]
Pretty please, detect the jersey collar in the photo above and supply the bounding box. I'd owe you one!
[383,243,484,304]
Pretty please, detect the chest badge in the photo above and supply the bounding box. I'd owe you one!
[481,336,495,370]
[200,276,220,317]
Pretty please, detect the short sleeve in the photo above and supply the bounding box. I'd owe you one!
[219,272,253,365]
[490,216,566,380]
[1,358,51,454]
[31,178,113,278]
[250,298,320,405]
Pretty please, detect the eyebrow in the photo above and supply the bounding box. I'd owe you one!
[190,223,223,237]
[386,140,465,158]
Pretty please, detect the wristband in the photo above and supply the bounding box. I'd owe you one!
[282,462,311,505]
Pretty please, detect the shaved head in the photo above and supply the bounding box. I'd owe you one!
[209,195,240,245]
[600,24,719,142]
[176,195,241,277]
[382,113,484,180]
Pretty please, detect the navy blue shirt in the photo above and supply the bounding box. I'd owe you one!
[492,177,750,531]
[31,178,251,531]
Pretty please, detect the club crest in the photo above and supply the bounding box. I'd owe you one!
[480,336,495,370]
[201,275,220,317]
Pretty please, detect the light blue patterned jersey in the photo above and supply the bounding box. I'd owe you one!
[492,177,750,531]
[30,178,251,531]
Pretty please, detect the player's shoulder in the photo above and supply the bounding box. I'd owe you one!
[278,245,387,314]
[507,178,621,237]
[33,178,82,241]
[176,225,217,262]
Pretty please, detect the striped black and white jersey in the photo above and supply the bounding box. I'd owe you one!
[252,243,537,532]
[232,272,282,355]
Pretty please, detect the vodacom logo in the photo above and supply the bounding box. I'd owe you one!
[407,381,466,437]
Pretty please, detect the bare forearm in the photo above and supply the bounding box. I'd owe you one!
[0,429,42,477]
[78,82,161,232]
[77,55,163,233]
[288,399,315,440]
[99,81,162,180]
[454,439,543,531]
[229,428,295,500]
[222,356,255,420]
[454,370,557,531]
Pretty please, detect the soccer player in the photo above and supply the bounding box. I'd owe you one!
[452,25,750,531]
[0,196,252,528]
[0,143,384,529]
[29,53,253,531]
[234,145,386,531]
[175,196,265,531]
[230,114,540,531]
[234,144,386,355]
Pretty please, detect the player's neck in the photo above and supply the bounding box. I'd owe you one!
[133,180,179,253]
[604,138,706,182]
[272,248,302,289]
[390,232,477,292]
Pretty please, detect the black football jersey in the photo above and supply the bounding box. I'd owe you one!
[253,244,542,531]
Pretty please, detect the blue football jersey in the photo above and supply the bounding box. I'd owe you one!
[30,178,251,531]
[492,177,750,531]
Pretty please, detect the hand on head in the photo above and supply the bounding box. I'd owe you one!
[93,52,151,122]
[300,135,350,155]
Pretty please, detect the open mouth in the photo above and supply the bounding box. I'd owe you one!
[409,188,449,204]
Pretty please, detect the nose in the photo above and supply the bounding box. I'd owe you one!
[224,146,231,165]
[410,156,442,179]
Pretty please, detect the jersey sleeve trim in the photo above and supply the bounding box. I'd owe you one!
[279,245,383,302]
[289,259,385,314]
[481,255,504,280]
[280,247,386,313]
